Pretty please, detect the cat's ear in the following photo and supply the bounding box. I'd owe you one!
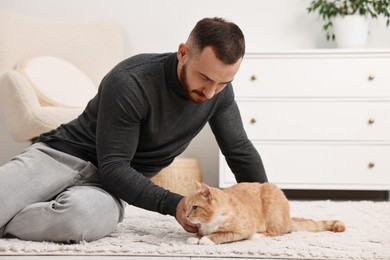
[194,180,202,192]
[194,181,213,201]
[201,182,213,201]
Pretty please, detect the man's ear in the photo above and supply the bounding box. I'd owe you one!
[177,43,188,62]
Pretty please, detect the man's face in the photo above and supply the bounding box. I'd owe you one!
[177,45,242,104]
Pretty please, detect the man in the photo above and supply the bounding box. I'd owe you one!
[0,17,267,243]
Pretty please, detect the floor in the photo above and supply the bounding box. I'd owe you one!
[3,192,386,260]
[0,257,277,260]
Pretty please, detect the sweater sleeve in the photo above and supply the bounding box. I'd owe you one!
[209,86,268,183]
[95,70,182,217]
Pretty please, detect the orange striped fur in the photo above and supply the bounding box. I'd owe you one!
[186,181,345,245]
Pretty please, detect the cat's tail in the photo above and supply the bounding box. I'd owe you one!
[291,217,346,233]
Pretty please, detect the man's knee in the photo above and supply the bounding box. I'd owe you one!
[5,186,123,243]
[50,186,123,242]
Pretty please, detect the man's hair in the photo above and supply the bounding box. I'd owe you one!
[187,17,245,64]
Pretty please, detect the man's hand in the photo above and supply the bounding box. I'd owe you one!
[176,197,198,233]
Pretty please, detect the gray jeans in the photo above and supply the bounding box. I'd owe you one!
[0,142,125,243]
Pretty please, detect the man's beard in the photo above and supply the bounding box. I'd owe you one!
[179,64,207,104]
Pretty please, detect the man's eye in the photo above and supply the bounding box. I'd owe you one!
[192,205,198,210]
[200,75,210,82]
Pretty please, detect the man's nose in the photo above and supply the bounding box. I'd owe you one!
[202,84,217,99]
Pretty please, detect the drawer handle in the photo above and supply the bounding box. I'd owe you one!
[250,75,257,81]
[250,118,257,124]
[368,162,375,169]
[368,74,375,81]
[368,118,375,125]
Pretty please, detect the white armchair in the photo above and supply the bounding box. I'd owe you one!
[0,10,125,142]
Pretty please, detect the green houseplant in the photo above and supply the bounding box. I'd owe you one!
[307,0,390,42]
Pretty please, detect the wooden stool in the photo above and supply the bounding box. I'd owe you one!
[151,157,202,196]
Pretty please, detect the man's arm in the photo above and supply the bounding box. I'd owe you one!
[95,70,182,216]
[209,98,268,183]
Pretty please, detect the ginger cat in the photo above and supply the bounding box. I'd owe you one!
[186,181,345,245]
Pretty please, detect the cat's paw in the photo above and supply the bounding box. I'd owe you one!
[187,237,200,245]
[199,236,215,245]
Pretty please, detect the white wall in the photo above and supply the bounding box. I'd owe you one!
[1,0,389,186]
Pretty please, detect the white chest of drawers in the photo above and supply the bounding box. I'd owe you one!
[219,49,390,191]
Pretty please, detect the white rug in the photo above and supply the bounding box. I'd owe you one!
[0,200,389,259]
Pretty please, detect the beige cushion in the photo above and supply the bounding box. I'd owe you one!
[17,56,97,107]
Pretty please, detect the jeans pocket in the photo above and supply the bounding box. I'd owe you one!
[73,162,99,186]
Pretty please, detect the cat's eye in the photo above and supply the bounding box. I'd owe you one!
[192,205,198,210]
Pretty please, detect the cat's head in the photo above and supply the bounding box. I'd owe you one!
[185,180,227,227]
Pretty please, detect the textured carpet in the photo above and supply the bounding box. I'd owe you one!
[0,200,389,259]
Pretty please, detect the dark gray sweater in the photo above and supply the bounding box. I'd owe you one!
[39,52,267,217]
